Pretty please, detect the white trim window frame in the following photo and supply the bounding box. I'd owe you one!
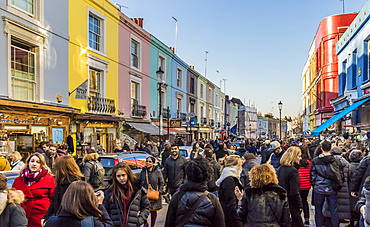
[177,67,182,88]
[7,0,44,24]
[158,54,166,82]
[86,54,109,98]
[130,74,142,117]
[130,34,142,71]
[4,17,47,102]
[87,7,106,55]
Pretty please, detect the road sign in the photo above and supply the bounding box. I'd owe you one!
[170,120,181,128]
[190,119,195,127]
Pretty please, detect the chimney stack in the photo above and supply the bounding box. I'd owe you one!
[130,18,144,27]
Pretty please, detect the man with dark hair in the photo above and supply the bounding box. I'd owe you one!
[165,158,225,227]
[215,142,228,161]
[42,144,58,169]
[235,142,247,157]
[311,140,342,227]
[163,144,188,196]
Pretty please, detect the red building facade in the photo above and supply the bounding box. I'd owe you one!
[313,13,358,127]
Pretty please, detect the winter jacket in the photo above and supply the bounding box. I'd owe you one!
[235,148,247,157]
[163,155,187,188]
[138,166,164,210]
[351,155,370,194]
[261,148,274,164]
[217,167,244,227]
[103,181,150,227]
[0,156,10,171]
[42,151,56,170]
[355,176,370,226]
[215,149,228,161]
[240,159,259,188]
[12,173,55,227]
[247,146,257,156]
[44,176,81,220]
[311,154,342,195]
[207,158,221,192]
[164,181,225,227]
[44,204,114,227]
[10,160,25,171]
[323,154,351,219]
[298,160,311,191]
[83,159,103,190]
[277,165,303,211]
[349,161,360,212]
[0,189,28,227]
[237,183,292,227]
[269,151,285,169]
[161,150,171,167]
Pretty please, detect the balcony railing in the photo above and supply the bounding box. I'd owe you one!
[209,119,214,126]
[88,96,116,114]
[132,103,147,117]
[201,117,207,125]
[177,111,187,122]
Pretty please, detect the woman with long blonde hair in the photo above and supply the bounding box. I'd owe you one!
[12,153,55,227]
[237,164,291,226]
[43,156,84,222]
[103,162,150,227]
[277,146,304,227]
[216,155,244,227]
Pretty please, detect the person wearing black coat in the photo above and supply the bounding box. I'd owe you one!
[215,142,229,161]
[277,146,304,227]
[216,155,244,227]
[165,158,225,227]
[240,153,259,188]
[351,155,370,195]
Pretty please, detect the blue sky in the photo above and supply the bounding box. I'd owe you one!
[114,0,367,117]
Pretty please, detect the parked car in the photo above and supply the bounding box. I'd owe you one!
[179,146,192,160]
[75,151,158,185]
[0,170,20,187]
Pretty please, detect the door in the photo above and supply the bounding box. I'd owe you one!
[52,128,64,144]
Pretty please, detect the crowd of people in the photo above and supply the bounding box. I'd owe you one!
[0,136,370,227]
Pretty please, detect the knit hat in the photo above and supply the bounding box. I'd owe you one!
[0,173,7,190]
[270,141,281,150]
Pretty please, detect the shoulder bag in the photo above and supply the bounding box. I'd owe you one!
[177,191,209,227]
[146,170,160,200]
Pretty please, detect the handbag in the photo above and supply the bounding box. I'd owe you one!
[146,170,160,200]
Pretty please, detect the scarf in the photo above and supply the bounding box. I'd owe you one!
[216,166,241,187]
[119,184,132,227]
[20,167,48,187]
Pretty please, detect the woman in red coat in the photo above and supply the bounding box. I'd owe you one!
[298,145,312,226]
[13,153,55,227]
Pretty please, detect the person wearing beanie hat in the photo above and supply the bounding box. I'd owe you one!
[267,141,284,169]
[0,173,28,227]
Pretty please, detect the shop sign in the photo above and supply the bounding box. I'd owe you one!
[75,80,88,100]
[170,120,181,128]
[0,117,42,124]
[86,122,116,128]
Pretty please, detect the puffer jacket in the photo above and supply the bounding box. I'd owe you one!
[269,151,285,169]
[103,180,150,227]
[164,181,225,227]
[237,184,291,227]
[240,159,259,188]
[323,154,351,219]
[355,176,370,226]
[298,160,311,191]
[0,189,27,227]
[349,161,360,211]
[163,155,187,188]
[351,155,370,194]
[311,154,342,195]
[138,165,164,210]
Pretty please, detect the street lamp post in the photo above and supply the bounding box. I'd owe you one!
[156,67,165,142]
[278,101,283,139]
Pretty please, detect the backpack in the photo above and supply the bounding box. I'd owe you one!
[89,160,105,188]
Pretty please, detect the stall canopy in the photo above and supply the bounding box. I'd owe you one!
[127,122,168,135]
[311,97,370,136]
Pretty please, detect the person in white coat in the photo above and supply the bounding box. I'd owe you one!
[10,152,25,171]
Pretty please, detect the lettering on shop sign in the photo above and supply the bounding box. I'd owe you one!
[170,120,181,128]
[75,80,88,100]
[0,117,42,124]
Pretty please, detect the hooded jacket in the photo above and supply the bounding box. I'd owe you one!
[238,184,291,227]
[165,181,225,227]
[311,154,342,195]
[103,180,150,227]
[0,189,27,227]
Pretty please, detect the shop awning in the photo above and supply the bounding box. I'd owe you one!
[311,97,370,135]
[164,127,189,134]
[127,122,167,135]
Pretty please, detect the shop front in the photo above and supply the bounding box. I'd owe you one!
[0,99,79,159]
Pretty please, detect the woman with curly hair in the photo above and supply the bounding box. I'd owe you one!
[237,164,291,226]
[216,155,244,227]
[165,158,225,227]
[277,146,304,227]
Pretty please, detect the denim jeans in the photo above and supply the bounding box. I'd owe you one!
[314,191,339,227]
